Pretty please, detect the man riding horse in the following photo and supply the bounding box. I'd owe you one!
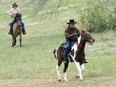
[64,19,87,63]
[8,3,26,34]
[53,20,95,81]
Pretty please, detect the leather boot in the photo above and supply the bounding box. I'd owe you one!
[8,28,12,34]
[22,28,26,34]
[84,58,88,63]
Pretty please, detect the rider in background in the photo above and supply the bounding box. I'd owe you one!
[8,3,26,34]
[64,19,87,63]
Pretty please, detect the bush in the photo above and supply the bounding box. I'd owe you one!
[78,0,116,32]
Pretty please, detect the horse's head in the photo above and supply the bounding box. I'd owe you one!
[80,29,95,45]
[14,13,22,26]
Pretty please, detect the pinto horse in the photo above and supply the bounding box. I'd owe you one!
[11,13,22,47]
[53,29,95,81]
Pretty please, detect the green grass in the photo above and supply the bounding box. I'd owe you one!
[0,1,116,87]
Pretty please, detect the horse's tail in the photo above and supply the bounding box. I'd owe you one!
[53,48,58,60]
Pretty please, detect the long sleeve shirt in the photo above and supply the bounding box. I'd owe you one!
[65,27,80,41]
[9,8,21,18]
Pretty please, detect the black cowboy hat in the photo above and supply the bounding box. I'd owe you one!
[12,3,18,7]
[67,19,77,24]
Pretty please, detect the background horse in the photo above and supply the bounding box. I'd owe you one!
[53,29,95,81]
[11,13,22,47]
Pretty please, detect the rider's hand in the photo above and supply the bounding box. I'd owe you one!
[13,15,16,18]
[70,33,77,36]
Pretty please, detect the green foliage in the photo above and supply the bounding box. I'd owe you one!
[30,0,116,32]
[77,0,116,32]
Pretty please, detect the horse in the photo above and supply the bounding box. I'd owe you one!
[53,29,95,81]
[11,13,22,47]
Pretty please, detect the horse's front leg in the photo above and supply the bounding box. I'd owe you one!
[63,61,69,81]
[12,36,15,47]
[76,64,85,78]
[19,34,22,47]
[70,54,81,78]
[81,64,85,72]
[56,60,62,82]
[75,61,83,80]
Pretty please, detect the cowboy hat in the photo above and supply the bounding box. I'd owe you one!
[67,19,77,24]
[12,3,18,7]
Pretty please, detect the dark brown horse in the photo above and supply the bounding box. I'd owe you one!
[53,29,95,81]
[11,13,22,47]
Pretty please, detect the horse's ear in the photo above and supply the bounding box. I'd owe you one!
[82,29,87,32]
[81,29,87,35]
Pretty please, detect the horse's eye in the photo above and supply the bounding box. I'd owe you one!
[86,35,91,39]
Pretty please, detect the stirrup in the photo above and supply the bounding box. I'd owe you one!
[64,59,68,64]
[23,31,26,34]
[64,60,67,64]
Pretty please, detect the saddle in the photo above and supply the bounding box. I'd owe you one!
[60,41,77,63]
[60,41,77,48]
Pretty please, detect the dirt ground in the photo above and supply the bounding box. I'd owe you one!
[0,75,116,87]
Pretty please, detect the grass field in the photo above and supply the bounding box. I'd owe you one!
[0,1,116,87]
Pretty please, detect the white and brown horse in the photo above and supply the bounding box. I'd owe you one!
[53,29,95,81]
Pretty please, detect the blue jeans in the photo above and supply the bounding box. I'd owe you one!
[64,40,71,60]
[9,19,24,29]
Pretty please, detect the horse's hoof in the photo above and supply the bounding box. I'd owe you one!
[80,78,83,81]
[64,79,68,82]
[76,76,79,78]
[58,79,61,82]
[65,79,68,82]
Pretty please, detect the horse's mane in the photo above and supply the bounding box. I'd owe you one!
[80,29,88,35]
[15,13,21,17]
[14,13,22,22]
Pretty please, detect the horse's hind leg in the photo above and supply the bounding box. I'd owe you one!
[12,40,14,47]
[63,61,69,81]
[14,39,16,46]
[56,60,62,82]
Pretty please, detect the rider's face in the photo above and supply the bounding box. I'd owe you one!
[13,6,17,9]
[69,24,75,28]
